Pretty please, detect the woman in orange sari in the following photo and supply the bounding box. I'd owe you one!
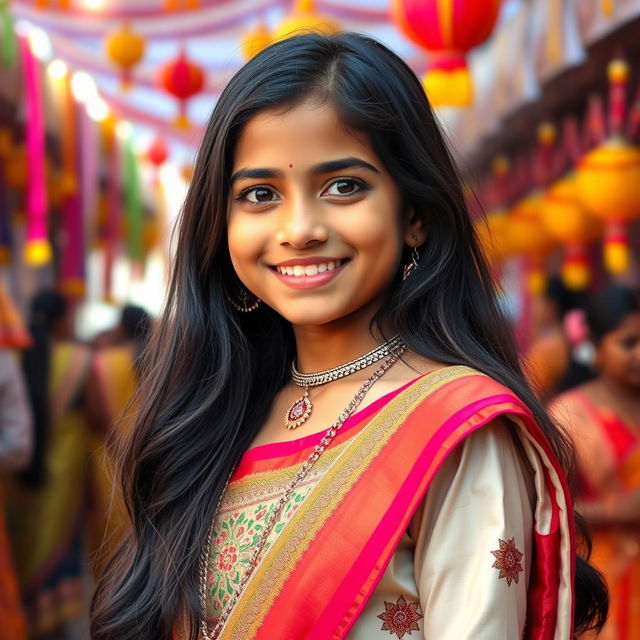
[550,285,640,639]
[91,33,607,640]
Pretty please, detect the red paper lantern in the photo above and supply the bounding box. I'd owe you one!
[158,50,204,129]
[147,138,168,168]
[391,0,502,107]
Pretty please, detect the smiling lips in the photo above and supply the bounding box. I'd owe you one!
[271,258,348,289]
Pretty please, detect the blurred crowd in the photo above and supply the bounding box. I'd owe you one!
[0,290,152,640]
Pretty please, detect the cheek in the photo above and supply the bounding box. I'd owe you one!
[227,214,265,274]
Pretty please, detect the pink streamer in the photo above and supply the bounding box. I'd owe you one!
[21,35,48,247]
[60,100,84,293]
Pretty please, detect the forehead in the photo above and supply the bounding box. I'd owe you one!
[613,312,640,334]
[232,99,376,168]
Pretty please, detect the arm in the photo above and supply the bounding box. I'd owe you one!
[0,351,33,472]
[410,417,535,639]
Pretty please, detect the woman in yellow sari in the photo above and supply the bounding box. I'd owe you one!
[550,285,640,639]
[86,305,151,578]
[7,291,92,638]
[91,33,607,640]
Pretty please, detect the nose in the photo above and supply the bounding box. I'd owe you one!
[276,195,328,248]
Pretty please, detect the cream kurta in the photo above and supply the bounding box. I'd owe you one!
[204,417,536,639]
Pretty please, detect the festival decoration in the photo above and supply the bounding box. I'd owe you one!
[101,115,120,303]
[577,59,640,275]
[507,193,556,295]
[147,137,168,168]
[158,48,204,129]
[0,281,31,348]
[542,176,602,289]
[0,2,16,67]
[123,138,143,268]
[241,22,272,61]
[104,22,146,90]
[273,0,340,42]
[21,34,51,266]
[166,0,200,9]
[391,0,502,107]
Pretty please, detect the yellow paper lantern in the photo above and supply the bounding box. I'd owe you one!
[104,23,146,90]
[241,23,273,61]
[273,0,340,42]
[576,138,640,274]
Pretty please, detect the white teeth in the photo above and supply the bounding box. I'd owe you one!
[276,259,344,277]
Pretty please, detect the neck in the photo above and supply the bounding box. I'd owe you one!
[292,305,394,374]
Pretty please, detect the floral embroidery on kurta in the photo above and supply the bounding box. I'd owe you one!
[491,537,524,587]
[205,487,312,617]
[377,595,423,638]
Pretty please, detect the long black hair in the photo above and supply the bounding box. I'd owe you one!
[91,32,607,639]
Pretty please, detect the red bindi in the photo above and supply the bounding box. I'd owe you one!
[289,164,293,168]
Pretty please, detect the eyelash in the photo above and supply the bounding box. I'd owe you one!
[235,177,372,206]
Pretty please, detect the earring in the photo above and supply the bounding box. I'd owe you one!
[228,286,261,312]
[402,244,421,281]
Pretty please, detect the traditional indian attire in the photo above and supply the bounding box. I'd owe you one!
[87,344,137,578]
[174,366,575,639]
[6,341,92,637]
[550,389,640,640]
[0,350,33,640]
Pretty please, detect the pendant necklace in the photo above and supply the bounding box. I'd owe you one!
[283,335,403,429]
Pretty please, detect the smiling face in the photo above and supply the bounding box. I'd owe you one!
[227,98,424,328]
[595,312,640,390]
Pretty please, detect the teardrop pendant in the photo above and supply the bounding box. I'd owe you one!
[284,387,312,429]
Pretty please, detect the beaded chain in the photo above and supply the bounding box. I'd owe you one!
[198,346,405,639]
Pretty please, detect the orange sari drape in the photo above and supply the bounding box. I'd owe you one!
[180,366,575,639]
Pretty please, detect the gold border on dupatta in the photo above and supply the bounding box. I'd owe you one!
[220,365,478,639]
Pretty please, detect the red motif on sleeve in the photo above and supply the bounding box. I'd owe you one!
[377,594,423,638]
[491,537,524,587]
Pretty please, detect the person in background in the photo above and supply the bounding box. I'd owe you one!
[0,348,32,640]
[550,284,640,640]
[525,276,593,401]
[85,304,152,579]
[6,291,92,640]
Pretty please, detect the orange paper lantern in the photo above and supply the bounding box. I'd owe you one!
[105,23,146,90]
[542,175,602,289]
[508,194,556,295]
[241,23,273,61]
[273,0,340,42]
[391,0,502,107]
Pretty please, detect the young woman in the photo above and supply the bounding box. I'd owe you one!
[550,285,640,640]
[91,33,607,639]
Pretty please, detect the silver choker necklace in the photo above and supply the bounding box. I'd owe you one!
[284,335,403,429]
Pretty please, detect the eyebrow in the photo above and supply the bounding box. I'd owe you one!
[230,156,380,184]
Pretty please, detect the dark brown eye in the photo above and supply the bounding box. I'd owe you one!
[244,187,277,204]
[325,178,369,197]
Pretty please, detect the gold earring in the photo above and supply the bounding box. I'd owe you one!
[228,286,261,312]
